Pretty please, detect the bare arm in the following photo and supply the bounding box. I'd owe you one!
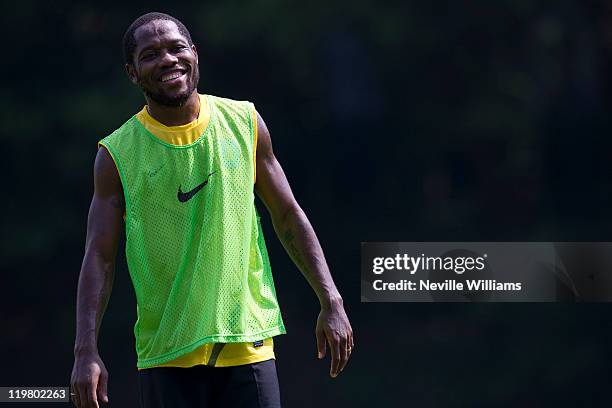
[254,111,353,378]
[71,146,123,407]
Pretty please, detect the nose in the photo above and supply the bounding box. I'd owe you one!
[159,50,179,66]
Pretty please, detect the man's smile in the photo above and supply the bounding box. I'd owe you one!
[159,68,187,83]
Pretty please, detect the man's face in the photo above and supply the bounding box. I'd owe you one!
[127,20,199,107]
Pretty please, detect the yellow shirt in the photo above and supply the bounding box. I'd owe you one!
[132,93,274,368]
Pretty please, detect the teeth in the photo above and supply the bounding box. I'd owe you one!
[161,71,183,82]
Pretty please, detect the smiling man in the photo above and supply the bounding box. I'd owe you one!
[70,12,353,408]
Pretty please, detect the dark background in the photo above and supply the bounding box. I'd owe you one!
[3,1,612,406]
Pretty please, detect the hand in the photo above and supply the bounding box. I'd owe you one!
[315,300,354,378]
[70,352,109,407]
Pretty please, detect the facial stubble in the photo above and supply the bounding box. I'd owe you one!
[138,63,200,107]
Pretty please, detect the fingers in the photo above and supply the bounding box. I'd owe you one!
[329,334,341,378]
[338,335,349,374]
[316,307,354,378]
[330,328,354,378]
[97,371,109,405]
[347,330,354,358]
[71,379,85,408]
[86,378,100,408]
[71,357,107,408]
[70,386,81,408]
[316,328,326,359]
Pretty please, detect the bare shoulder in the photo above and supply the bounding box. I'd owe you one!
[94,146,123,202]
[255,110,273,157]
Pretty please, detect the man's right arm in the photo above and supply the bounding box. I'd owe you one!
[71,146,124,408]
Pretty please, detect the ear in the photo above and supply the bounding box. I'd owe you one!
[125,63,138,85]
[191,44,198,64]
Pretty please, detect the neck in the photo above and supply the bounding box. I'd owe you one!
[145,91,200,126]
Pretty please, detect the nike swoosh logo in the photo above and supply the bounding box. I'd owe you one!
[177,171,216,203]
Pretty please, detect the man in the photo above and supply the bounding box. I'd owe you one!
[70,12,353,408]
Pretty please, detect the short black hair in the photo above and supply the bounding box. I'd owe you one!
[123,12,193,65]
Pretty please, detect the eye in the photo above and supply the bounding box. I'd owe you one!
[140,52,156,61]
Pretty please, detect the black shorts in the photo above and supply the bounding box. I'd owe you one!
[137,359,281,408]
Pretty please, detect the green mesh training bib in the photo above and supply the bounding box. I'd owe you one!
[99,95,286,369]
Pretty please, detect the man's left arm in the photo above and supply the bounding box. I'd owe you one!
[253,111,354,378]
